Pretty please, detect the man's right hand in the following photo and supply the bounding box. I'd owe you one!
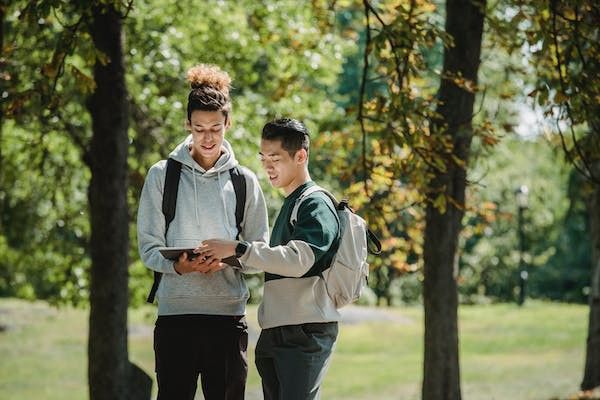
[173,251,224,274]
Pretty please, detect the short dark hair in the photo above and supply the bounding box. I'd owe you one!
[261,118,310,157]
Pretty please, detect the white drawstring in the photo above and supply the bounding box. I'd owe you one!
[187,150,235,235]
[192,165,200,226]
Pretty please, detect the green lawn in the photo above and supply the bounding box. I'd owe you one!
[0,299,591,399]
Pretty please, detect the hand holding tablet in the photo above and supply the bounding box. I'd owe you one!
[158,247,242,269]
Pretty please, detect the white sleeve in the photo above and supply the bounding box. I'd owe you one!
[239,240,315,277]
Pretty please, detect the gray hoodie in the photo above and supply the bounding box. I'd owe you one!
[137,135,269,316]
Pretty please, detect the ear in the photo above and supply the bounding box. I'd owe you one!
[295,148,308,164]
[185,119,192,132]
[225,115,232,129]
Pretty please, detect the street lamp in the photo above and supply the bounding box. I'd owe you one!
[515,185,529,306]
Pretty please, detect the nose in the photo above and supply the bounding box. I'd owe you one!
[201,132,214,142]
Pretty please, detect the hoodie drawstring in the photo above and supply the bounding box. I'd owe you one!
[191,166,234,237]
[192,165,200,226]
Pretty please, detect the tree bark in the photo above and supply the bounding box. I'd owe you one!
[0,2,4,153]
[582,177,600,390]
[581,116,600,389]
[422,1,485,400]
[86,4,150,400]
[0,3,5,232]
[0,3,5,170]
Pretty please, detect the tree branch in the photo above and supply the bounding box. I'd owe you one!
[49,15,84,100]
[550,0,599,183]
[359,1,373,198]
[119,0,135,19]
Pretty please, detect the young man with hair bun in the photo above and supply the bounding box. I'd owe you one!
[137,64,269,400]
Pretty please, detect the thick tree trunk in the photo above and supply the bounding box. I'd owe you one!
[0,4,4,170]
[0,4,5,230]
[581,157,600,390]
[86,4,151,400]
[0,3,4,158]
[422,1,485,400]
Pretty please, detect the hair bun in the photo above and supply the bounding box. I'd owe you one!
[186,64,231,94]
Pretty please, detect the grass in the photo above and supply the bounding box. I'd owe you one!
[0,299,590,400]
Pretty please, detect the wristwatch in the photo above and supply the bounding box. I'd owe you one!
[235,241,249,258]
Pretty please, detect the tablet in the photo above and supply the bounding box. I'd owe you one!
[157,247,242,269]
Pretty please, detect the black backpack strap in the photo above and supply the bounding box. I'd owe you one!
[162,159,183,229]
[147,158,182,304]
[367,229,382,255]
[229,166,247,240]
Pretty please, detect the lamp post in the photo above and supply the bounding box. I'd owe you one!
[515,185,529,306]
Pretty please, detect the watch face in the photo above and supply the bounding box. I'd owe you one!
[236,242,247,257]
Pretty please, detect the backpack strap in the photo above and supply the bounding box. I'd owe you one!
[290,185,334,225]
[289,184,382,256]
[162,159,183,231]
[367,229,382,255]
[147,158,182,304]
[229,166,247,240]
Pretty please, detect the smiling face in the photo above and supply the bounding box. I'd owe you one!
[188,110,229,170]
[259,138,308,195]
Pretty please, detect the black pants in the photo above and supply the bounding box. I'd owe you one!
[154,314,248,400]
[255,322,338,400]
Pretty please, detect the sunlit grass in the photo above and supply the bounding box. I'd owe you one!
[0,299,589,400]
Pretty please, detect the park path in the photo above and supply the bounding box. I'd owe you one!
[126,304,414,343]
[246,304,413,345]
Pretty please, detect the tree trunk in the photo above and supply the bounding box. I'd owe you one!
[0,3,4,172]
[0,4,5,231]
[422,1,485,400]
[86,4,151,399]
[581,153,600,390]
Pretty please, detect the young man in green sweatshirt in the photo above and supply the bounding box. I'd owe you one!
[200,118,341,400]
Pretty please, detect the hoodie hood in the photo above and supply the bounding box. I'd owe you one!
[167,134,240,231]
[169,134,239,176]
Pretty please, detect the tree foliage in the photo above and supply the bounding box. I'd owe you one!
[0,0,355,305]
[458,136,590,303]
[520,1,599,181]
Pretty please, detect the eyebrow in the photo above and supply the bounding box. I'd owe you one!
[258,152,281,156]
[192,122,224,128]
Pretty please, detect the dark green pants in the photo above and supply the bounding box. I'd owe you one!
[255,322,338,400]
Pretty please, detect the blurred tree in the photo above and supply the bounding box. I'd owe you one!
[86,3,152,399]
[329,0,486,398]
[422,1,485,398]
[3,1,152,398]
[516,0,600,391]
[1,1,92,303]
[0,1,5,241]
[315,0,447,306]
[529,167,591,303]
[459,137,581,303]
[1,0,354,305]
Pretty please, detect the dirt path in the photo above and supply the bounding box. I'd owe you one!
[245,305,413,345]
